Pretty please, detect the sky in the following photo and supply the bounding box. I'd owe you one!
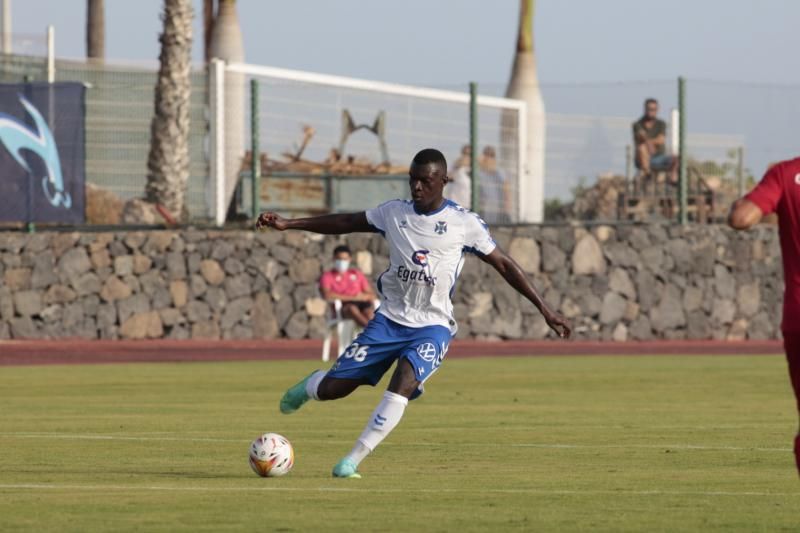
[12,0,800,87]
[10,0,800,198]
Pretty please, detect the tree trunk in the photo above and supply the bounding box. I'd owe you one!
[203,0,215,62]
[145,0,193,219]
[209,0,245,217]
[86,0,105,60]
[503,0,546,223]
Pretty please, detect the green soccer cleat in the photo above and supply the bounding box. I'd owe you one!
[332,458,361,479]
[279,371,318,414]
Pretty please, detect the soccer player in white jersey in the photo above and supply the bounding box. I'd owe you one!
[256,148,571,478]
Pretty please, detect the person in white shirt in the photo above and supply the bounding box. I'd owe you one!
[256,148,571,479]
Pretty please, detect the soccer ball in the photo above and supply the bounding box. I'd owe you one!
[249,433,294,477]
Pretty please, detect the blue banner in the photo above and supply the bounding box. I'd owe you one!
[0,82,85,223]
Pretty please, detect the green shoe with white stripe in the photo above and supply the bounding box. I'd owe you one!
[279,371,317,414]
[332,458,361,479]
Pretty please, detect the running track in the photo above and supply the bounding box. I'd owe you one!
[0,339,784,366]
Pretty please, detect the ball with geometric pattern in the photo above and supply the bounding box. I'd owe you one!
[249,433,294,477]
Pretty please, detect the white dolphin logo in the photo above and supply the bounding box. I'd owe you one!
[0,95,70,208]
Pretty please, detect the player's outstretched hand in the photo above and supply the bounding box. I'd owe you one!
[256,212,288,231]
[544,311,572,339]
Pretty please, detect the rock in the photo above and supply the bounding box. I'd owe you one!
[737,283,760,318]
[727,319,748,341]
[143,232,173,254]
[305,297,327,317]
[666,239,692,273]
[284,311,309,339]
[577,293,602,317]
[10,316,37,338]
[169,280,189,308]
[166,252,187,280]
[560,297,581,319]
[289,258,321,284]
[508,237,540,274]
[71,272,101,296]
[132,254,152,274]
[714,265,736,299]
[224,274,251,300]
[113,255,134,277]
[189,274,207,297]
[185,300,212,323]
[604,242,639,268]
[594,225,614,242]
[540,242,567,273]
[50,233,79,257]
[252,292,279,339]
[612,322,628,342]
[682,286,703,313]
[43,284,77,305]
[640,246,663,273]
[256,258,280,283]
[355,251,372,275]
[159,307,186,327]
[636,270,658,313]
[192,320,221,339]
[686,310,710,340]
[200,259,225,286]
[650,290,686,331]
[468,292,493,318]
[117,293,150,324]
[599,292,627,325]
[4,268,31,290]
[292,284,319,310]
[629,316,653,340]
[270,245,295,265]
[210,240,234,261]
[31,252,57,289]
[221,297,252,330]
[0,288,14,320]
[100,276,132,302]
[608,268,635,299]
[58,247,91,282]
[13,290,42,317]
[712,299,736,325]
[90,249,112,270]
[223,257,245,275]
[572,234,605,275]
[120,311,163,339]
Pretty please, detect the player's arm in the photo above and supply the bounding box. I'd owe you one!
[728,199,764,230]
[478,248,571,338]
[256,211,374,235]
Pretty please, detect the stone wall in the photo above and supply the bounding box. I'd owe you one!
[0,224,784,341]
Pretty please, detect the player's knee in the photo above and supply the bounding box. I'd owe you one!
[317,376,358,400]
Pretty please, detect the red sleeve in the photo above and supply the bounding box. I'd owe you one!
[746,164,784,216]
[319,271,333,291]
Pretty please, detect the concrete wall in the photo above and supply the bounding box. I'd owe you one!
[0,224,783,341]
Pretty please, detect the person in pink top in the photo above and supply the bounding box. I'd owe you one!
[319,245,376,327]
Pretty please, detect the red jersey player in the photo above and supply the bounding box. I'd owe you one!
[729,156,800,475]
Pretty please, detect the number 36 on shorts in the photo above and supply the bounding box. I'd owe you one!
[342,343,369,362]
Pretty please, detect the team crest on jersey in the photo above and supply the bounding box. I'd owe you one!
[434,221,447,234]
[399,219,408,229]
[411,249,430,267]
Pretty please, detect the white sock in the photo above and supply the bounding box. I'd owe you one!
[305,370,327,401]
[345,391,408,466]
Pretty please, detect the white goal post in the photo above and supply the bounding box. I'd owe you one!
[211,62,532,225]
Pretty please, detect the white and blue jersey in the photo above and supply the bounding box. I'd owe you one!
[326,199,496,391]
[366,199,496,335]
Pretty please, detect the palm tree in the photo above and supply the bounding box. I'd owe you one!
[504,0,546,222]
[209,0,245,216]
[144,0,193,220]
[86,0,104,60]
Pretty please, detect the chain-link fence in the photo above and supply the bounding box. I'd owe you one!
[0,53,210,227]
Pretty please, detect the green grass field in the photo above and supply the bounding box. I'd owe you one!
[1,355,798,532]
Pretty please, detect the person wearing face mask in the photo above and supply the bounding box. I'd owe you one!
[319,245,376,327]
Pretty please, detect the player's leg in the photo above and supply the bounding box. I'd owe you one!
[279,314,399,414]
[783,331,800,475]
[333,329,450,478]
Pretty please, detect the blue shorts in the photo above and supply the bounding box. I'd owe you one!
[650,153,674,171]
[328,313,452,387]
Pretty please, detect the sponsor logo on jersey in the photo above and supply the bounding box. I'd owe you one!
[411,249,430,267]
[397,265,435,284]
[434,221,447,234]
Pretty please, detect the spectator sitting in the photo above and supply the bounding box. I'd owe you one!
[632,98,677,184]
[448,144,472,208]
[319,245,376,327]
